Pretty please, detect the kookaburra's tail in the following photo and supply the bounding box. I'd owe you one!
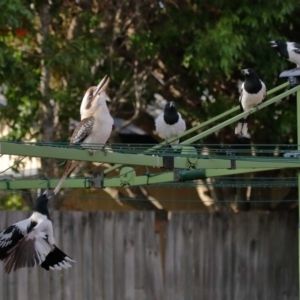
[53,160,80,195]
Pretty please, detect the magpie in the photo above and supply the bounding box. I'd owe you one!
[235,68,266,138]
[0,190,75,274]
[155,101,186,145]
[269,40,300,67]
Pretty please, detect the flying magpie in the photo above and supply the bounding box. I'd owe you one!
[235,68,266,138]
[0,190,75,274]
[269,40,300,67]
[155,101,186,145]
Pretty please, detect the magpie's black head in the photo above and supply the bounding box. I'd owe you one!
[164,101,177,112]
[164,101,179,125]
[269,40,285,49]
[269,40,289,59]
[241,68,263,93]
[34,190,51,218]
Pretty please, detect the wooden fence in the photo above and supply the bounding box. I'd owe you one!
[0,211,297,300]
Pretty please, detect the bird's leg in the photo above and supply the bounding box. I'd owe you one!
[101,144,108,156]
[164,139,173,149]
[88,149,93,156]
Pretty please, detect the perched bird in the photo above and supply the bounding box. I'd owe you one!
[269,40,300,67]
[0,190,74,274]
[155,101,186,145]
[53,75,113,195]
[235,69,266,138]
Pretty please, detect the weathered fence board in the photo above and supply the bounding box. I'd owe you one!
[0,211,297,300]
[165,212,298,300]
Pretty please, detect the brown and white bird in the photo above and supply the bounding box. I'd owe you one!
[0,190,74,274]
[53,75,113,194]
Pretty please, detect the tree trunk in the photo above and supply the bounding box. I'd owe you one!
[38,2,56,176]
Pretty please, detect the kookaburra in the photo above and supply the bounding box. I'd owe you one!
[53,75,113,195]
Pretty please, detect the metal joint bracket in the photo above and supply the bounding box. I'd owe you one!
[181,146,198,169]
[120,167,136,187]
[42,177,51,189]
[84,177,92,189]
[90,171,104,188]
[4,179,11,190]
[162,156,174,169]
[226,151,236,170]
[280,68,300,88]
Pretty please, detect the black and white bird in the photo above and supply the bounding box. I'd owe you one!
[53,75,113,194]
[0,190,74,274]
[269,40,300,67]
[155,101,186,145]
[235,68,266,138]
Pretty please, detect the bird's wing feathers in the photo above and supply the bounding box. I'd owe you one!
[70,116,95,144]
[239,87,244,113]
[293,43,300,54]
[262,81,267,99]
[41,246,75,271]
[3,224,52,273]
[0,218,34,260]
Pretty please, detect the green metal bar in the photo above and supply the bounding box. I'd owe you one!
[0,167,282,190]
[176,84,300,146]
[204,168,279,178]
[0,172,176,189]
[3,141,300,170]
[104,82,289,174]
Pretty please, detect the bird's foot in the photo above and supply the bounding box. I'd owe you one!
[88,149,93,156]
[101,145,107,156]
[164,140,172,148]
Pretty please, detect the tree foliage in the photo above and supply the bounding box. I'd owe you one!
[1,0,300,211]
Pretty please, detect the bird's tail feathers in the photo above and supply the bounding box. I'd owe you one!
[53,176,66,195]
[53,160,78,195]
[235,121,250,138]
[235,122,243,135]
[241,123,249,136]
[40,245,75,271]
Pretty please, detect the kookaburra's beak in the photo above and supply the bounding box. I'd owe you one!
[43,189,54,199]
[93,75,110,97]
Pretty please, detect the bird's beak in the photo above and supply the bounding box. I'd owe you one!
[241,69,249,75]
[170,101,174,107]
[269,41,277,47]
[93,75,110,97]
[43,189,53,199]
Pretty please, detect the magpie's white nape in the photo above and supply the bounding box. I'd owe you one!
[0,190,75,274]
[155,101,186,145]
[270,40,300,67]
[235,68,266,138]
